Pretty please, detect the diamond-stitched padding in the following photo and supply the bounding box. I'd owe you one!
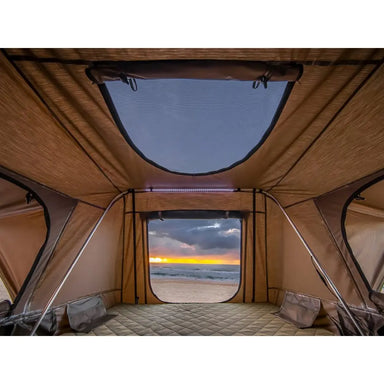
[62,303,333,336]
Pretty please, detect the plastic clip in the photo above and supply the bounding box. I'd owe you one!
[253,70,272,89]
[120,74,138,92]
[25,192,34,204]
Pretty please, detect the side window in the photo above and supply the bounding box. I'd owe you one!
[345,179,384,293]
[0,277,11,302]
[0,177,47,303]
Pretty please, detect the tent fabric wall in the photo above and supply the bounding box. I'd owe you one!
[0,53,117,208]
[241,209,267,303]
[286,200,365,307]
[53,199,124,307]
[345,178,384,293]
[266,198,336,305]
[121,191,269,304]
[346,209,384,291]
[315,169,384,310]
[28,202,116,310]
[0,210,46,299]
[0,166,78,316]
[0,177,47,299]
[272,64,384,207]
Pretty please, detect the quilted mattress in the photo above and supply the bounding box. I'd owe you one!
[62,302,334,336]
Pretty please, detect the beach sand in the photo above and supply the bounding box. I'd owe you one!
[0,279,11,302]
[150,279,239,303]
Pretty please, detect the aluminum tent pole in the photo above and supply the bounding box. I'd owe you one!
[30,190,129,336]
[260,190,365,336]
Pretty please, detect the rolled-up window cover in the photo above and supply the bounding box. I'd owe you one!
[86,60,303,83]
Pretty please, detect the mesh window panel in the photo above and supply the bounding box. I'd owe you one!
[105,79,289,174]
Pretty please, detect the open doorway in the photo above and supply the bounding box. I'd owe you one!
[147,211,241,303]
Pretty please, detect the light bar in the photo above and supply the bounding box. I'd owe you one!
[145,188,237,193]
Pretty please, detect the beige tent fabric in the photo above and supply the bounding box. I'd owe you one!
[0,177,41,219]
[292,200,370,308]
[250,64,379,191]
[272,64,384,206]
[1,49,382,207]
[53,199,124,306]
[241,211,266,303]
[0,210,46,299]
[313,169,384,312]
[6,48,384,62]
[0,166,80,315]
[346,210,384,291]
[348,202,384,219]
[0,53,117,207]
[254,211,268,302]
[345,179,384,292]
[266,198,336,304]
[29,203,122,310]
[122,192,268,304]
[134,192,253,212]
[0,178,47,299]
[122,192,149,303]
[353,180,384,211]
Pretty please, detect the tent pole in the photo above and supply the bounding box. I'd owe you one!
[252,188,256,302]
[260,190,365,336]
[29,190,129,336]
[131,189,139,304]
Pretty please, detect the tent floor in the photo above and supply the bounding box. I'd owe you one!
[62,302,334,336]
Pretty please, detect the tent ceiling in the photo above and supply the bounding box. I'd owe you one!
[1,48,383,206]
[6,48,384,62]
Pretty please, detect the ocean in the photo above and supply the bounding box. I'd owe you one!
[149,263,240,284]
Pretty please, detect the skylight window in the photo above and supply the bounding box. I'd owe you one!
[105,79,289,174]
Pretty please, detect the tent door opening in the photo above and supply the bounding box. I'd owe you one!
[147,211,242,303]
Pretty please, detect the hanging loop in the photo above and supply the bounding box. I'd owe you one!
[25,192,34,204]
[119,74,138,92]
[252,70,273,89]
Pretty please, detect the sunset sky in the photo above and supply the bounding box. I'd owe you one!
[148,218,241,265]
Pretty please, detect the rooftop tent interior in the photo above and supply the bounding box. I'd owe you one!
[0,48,383,335]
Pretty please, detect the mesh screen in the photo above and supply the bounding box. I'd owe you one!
[106,79,288,173]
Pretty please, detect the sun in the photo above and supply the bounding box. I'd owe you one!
[149,257,168,263]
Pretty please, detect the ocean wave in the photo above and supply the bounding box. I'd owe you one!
[150,263,240,283]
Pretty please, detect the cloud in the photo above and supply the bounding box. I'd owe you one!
[148,218,241,259]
